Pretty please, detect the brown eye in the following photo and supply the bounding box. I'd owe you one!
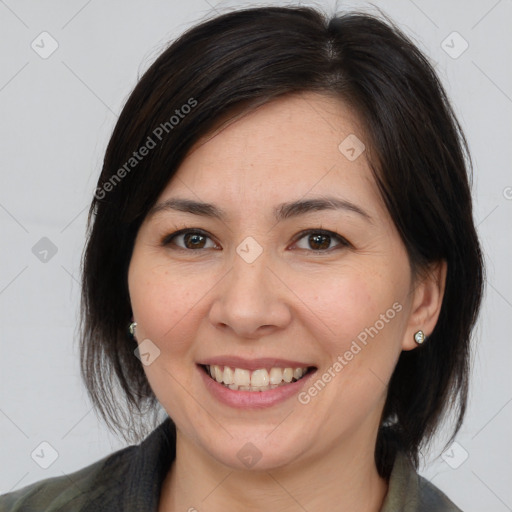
[163,229,218,250]
[293,230,349,252]
[308,233,331,250]
[183,232,207,249]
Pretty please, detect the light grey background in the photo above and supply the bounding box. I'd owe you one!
[0,0,511,510]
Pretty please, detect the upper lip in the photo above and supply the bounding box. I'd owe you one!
[197,356,315,371]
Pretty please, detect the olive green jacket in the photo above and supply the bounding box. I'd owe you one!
[0,418,462,511]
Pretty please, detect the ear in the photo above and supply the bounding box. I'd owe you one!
[402,260,447,351]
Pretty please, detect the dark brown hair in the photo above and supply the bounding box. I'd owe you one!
[80,5,484,478]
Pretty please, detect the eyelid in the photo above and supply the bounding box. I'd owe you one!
[291,228,351,251]
[161,228,220,250]
[161,227,351,251]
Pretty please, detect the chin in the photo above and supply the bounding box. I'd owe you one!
[201,429,310,472]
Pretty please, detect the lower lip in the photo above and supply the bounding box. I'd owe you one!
[197,365,317,409]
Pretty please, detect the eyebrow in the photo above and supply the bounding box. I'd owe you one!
[149,196,372,223]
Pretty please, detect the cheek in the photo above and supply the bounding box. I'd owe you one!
[128,253,210,352]
[291,265,404,352]
[293,269,407,436]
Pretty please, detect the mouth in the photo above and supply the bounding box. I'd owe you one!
[200,364,317,392]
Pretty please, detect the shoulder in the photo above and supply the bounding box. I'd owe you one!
[381,452,463,511]
[415,473,463,511]
[0,417,176,512]
[0,445,136,512]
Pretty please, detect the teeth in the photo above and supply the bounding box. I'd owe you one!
[233,368,251,386]
[214,365,223,383]
[223,366,234,385]
[269,367,283,385]
[205,364,310,391]
[251,369,269,387]
[283,368,293,383]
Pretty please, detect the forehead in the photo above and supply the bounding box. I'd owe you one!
[157,92,381,215]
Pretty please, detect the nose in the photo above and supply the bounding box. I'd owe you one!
[208,252,292,339]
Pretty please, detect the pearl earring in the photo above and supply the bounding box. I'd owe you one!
[129,322,137,337]
[414,330,425,344]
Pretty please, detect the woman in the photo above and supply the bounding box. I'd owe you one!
[0,5,483,511]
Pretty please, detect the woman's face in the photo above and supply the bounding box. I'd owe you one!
[128,92,428,471]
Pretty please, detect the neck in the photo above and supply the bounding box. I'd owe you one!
[159,429,388,512]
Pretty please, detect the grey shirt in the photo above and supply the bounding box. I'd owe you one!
[0,417,462,511]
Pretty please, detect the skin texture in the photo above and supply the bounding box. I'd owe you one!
[128,92,446,512]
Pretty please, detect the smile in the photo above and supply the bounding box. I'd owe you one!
[202,364,314,392]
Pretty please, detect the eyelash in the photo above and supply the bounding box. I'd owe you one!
[161,227,351,253]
